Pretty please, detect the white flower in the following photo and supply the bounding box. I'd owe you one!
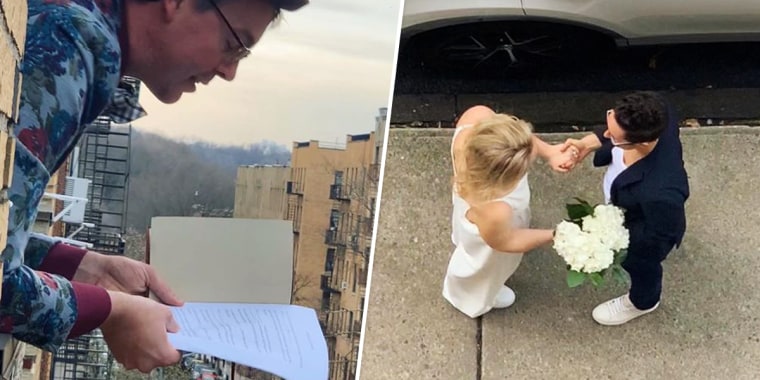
[596,205,629,251]
[593,204,625,226]
[581,205,629,251]
[581,238,614,273]
[553,203,628,274]
[553,221,591,272]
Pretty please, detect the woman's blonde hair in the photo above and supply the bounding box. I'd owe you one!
[456,114,534,202]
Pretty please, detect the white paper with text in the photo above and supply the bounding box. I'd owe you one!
[168,303,328,380]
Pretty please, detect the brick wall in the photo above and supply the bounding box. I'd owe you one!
[0,0,24,294]
[0,1,25,378]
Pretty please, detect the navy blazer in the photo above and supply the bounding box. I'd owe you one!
[592,119,690,260]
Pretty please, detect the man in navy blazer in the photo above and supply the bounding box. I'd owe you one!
[564,91,689,325]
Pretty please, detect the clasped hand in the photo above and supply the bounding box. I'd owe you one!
[545,140,585,172]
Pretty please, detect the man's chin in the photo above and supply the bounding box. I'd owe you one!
[154,90,183,105]
[143,83,184,104]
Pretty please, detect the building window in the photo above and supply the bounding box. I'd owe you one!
[322,291,330,311]
[334,170,343,185]
[353,264,358,292]
[358,266,368,287]
[330,209,340,229]
[325,248,335,272]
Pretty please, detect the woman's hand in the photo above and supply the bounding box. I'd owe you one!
[561,133,602,164]
[546,143,580,172]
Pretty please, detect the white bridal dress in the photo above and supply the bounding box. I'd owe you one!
[442,125,531,318]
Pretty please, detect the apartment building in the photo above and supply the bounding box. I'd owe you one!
[288,115,383,380]
[233,165,290,220]
[318,136,375,380]
[231,108,386,380]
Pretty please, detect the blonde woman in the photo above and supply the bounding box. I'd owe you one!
[443,105,578,318]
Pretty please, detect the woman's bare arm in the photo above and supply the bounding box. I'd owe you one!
[469,202,554,253]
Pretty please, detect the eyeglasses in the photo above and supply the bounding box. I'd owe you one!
[610,135,637,147]
[207,0,251,62]
[606,109,637,147]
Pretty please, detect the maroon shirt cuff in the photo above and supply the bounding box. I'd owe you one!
[37,243,88,280]
[68,282,112,338]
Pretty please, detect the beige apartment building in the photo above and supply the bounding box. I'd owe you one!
[288,133,376,380]
[232,107,386,380]
[233,165,290,220]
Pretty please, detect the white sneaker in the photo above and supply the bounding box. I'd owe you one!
[592,293,659,326]
[493,285,516,309]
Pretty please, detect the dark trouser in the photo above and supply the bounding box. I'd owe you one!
[622,245,674,310]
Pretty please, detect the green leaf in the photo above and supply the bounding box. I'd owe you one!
[612,266,628,284]
[589,272,604,287]
[572,197,589,205]
[614,249,628,265]
[573,197,596,215]
[567,270,586,288]
[566,204,591,220]
[566,197,596,220]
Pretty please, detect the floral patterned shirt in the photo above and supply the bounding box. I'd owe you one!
[0,0,128,351]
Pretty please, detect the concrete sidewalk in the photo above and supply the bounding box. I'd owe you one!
[360,127,760,380]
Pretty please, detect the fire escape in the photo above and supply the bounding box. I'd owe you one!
[322,168,368,380]
[50,331,112,380]
[65,118,131,254]
[286,167,305,236]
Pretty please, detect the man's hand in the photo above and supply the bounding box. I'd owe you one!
[544,142,580,172]
[101,291,181,373]
[74,252,183,306]
[561,134,602,164]
[532,135,579,172]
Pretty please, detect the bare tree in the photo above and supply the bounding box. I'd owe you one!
[126,131,290,230]
[291,273,313,304]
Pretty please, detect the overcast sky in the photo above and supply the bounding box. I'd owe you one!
[134,0,401,148]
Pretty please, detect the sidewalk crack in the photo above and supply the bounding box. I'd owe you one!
[476,316,482,380]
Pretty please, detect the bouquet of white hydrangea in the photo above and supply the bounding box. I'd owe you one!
[553,198,629,288]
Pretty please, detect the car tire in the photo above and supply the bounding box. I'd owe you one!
[407,21,616,76]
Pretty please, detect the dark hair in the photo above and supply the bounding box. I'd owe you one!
[613,91,668,143]
[195,0,309,19]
